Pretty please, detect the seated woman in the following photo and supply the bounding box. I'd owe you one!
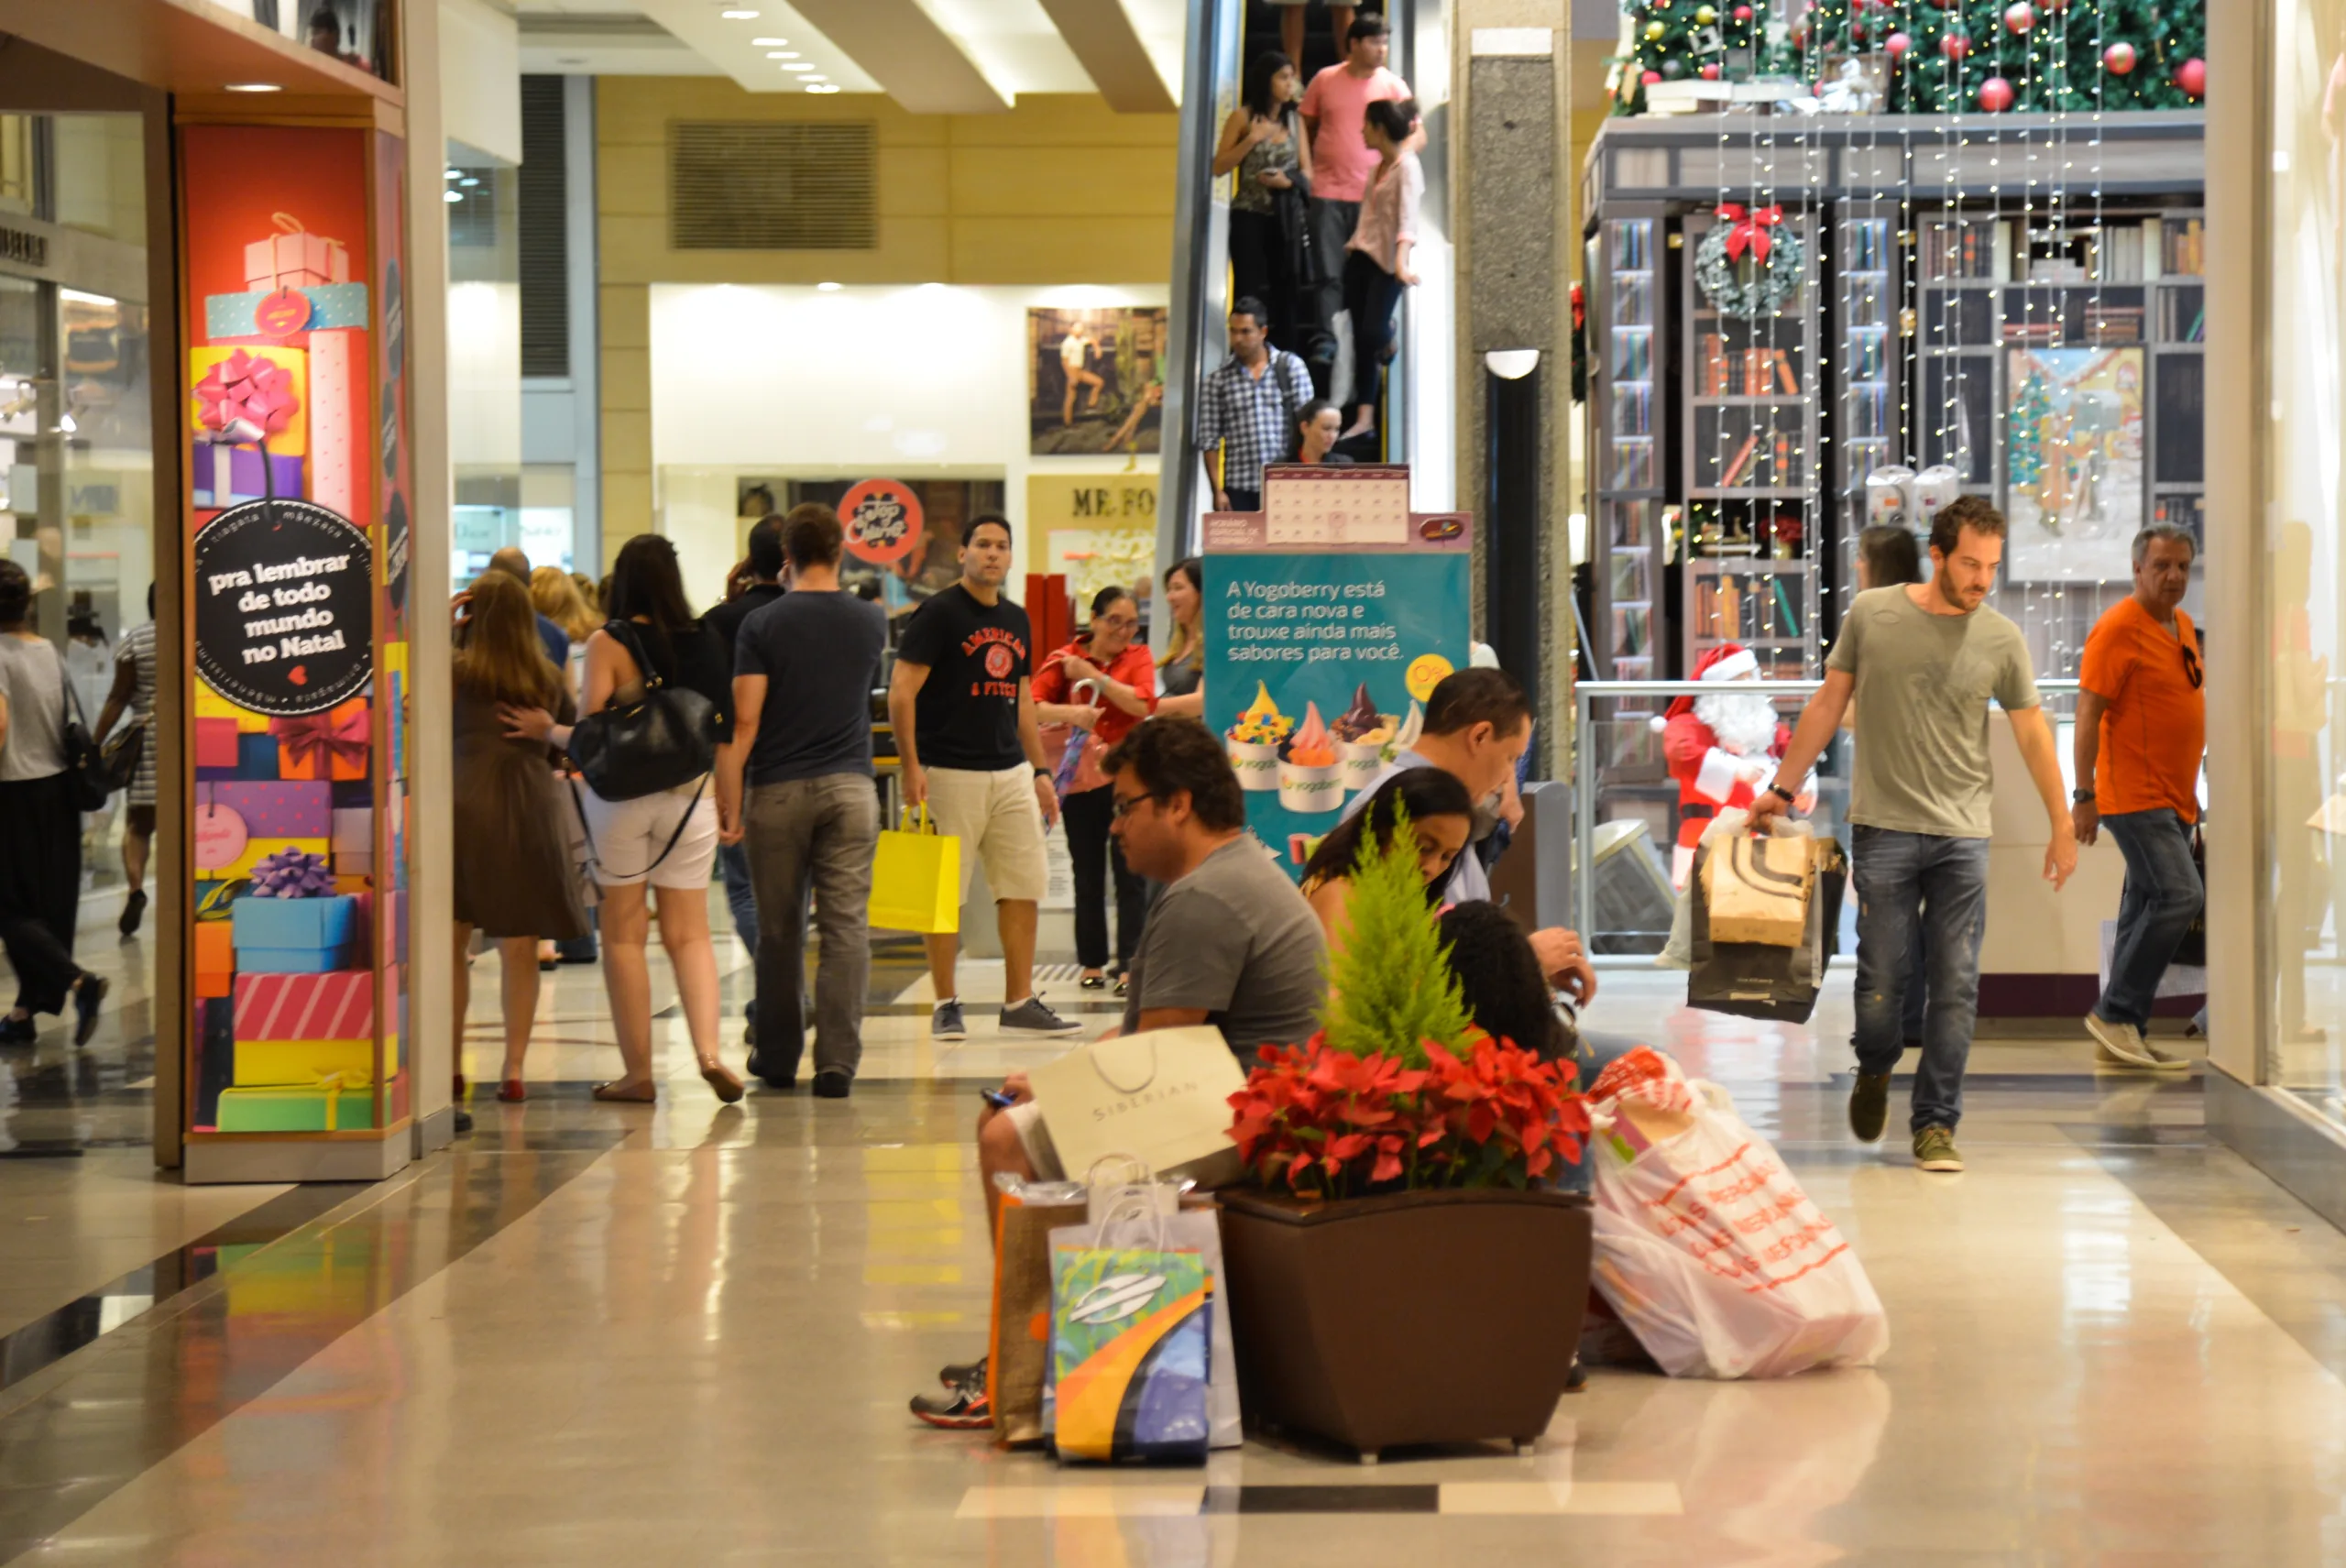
[1298,767,1474,964]
[1437,898,1654,1090]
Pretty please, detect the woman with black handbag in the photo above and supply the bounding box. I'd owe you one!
[0,561,107,1046]
[501,534,741,1104]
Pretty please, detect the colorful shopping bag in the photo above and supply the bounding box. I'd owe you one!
[869,805,959,934]
[1043,1204,1212,1464]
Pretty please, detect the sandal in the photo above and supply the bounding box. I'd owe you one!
[592,1079,657,1103]
[698,1060,746,1104]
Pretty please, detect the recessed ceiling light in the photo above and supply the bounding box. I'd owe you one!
[751,36,788,45]
[225,82,281,93]
[444,169,462,180]
[461,177,481,187]
[444,190,464,203]
[817,281,842,291]
[808,83,841,94]
[718,8,758,16]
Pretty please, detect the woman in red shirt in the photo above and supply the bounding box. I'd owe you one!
[1034,586,1157,992]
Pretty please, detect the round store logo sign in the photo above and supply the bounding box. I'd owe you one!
[193,499,375,716]
[839,478,924,565]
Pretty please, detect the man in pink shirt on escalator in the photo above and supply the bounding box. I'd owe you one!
[1300,13,1409,348]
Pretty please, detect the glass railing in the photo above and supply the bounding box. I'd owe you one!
[1569,677,2083,964]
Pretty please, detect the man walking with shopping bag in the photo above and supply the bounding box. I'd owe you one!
[2073,522,2204,1071]
[1752,497,2077,1172]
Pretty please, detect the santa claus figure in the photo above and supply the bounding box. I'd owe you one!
[1658,643,1811,886]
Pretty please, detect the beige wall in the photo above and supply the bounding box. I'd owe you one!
[593,79,1178,558]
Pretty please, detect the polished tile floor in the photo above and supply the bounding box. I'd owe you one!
[7,886,2346,1563]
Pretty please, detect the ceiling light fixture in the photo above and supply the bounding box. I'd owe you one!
[751,36,787,45]
[225,82,282,93]
[817,280,842,291]
[718,7,758,16]
[444,190,464,203]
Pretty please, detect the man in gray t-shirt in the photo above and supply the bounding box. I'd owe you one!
[1752,498,2076,1174]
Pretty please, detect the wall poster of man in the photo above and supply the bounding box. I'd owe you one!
[1028,306,1167,456]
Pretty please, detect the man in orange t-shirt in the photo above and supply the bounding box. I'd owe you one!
[2072,523,2204,1071]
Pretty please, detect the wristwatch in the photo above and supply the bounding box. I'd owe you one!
[2072,788,2097,804]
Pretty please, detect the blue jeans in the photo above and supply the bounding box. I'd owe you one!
[718,839,759,962]
[2096,808,2202,1030]
[1850,827,1990,1134]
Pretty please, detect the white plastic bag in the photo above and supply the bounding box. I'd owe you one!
[1586,1047,1889,1379]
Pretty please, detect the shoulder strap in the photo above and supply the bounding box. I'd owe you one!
[50,643,87,728]
[602,619,662,690]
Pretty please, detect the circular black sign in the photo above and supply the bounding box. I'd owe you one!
[194,499,374,717]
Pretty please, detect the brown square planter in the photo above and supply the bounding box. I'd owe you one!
[1215,1185,1593,1460]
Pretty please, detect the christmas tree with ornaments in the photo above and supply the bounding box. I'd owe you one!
[1613,0,2207,115]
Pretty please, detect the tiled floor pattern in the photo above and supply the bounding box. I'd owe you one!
[9,883,2346,1561]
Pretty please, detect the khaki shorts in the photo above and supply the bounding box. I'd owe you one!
[1003,1099,1064,1180]
[926,764,1048,905]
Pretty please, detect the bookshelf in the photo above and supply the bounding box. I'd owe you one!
[1684,556,1818,680]
[1592,213,1667,706]
[1682,207,1819,505]
[1835,211,1898,532]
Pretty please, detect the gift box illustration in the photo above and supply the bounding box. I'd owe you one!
[274,699,368,781]
[197,686,272,732]
[206,280,369,339]
[245,212,351,292]
[221,835,328,883]
[217,1080,376,1132]
[194,921,234,999]
[232,880,361,972]
[190,345,308,507]
[236,732,282,781]
[233,1039,376,1089]
[194,800,249,873]
[194,448,307,510]
[214,782,333,840]
[235,970,374,1041]
[195,718,240,771]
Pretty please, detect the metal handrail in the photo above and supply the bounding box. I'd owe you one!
[1571,677,2085,952]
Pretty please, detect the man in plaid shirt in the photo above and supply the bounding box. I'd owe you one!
[1197,298,1316,512]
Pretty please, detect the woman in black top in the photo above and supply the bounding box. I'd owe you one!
[502,533,741,1104]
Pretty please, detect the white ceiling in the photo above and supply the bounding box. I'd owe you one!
[511,0,1182,107]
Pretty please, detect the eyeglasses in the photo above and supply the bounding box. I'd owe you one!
[1094,614,1138,632]
[2180,641,2202,690]
[1110,792,1159,821]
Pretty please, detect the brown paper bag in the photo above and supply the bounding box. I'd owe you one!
[1702,833,1814,947]
[989,1195,1087,1446]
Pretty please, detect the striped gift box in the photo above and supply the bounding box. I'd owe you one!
[233,970,373,1041]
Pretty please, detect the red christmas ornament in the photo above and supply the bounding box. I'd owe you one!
[2004,2,2034,32]
[2104,40,2137,74]
[1642,69,1662,84]
[1700,61,1722,80]
[2176,57,2207,98]
[1941,30,1972,60]
[1979,75,2015,112]
[1885,30,1913,59]
[1733,4,1753,18]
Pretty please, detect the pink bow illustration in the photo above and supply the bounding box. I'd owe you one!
[270,706,367,776]
[1716,203,1785,263]
[195,349,301,445]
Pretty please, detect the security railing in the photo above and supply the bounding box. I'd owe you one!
[1570,677,2084,966]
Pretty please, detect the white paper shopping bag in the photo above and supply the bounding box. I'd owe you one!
[1027,1027,1248,1189]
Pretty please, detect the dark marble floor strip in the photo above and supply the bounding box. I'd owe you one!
[0,1181,367,1398]
[0,1145,611,1564]
[1201,1485,1442,1513]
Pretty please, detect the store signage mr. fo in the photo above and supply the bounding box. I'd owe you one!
[193,499,374,716]
[839,478,924,565]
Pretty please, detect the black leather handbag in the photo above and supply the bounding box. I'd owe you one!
[565,620,715,802]
[53,648,110,811]
[100,718,146,793]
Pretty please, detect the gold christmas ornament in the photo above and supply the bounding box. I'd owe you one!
[1645,19,1665,39]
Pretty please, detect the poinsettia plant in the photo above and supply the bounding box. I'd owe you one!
[1227,803,1588,1199]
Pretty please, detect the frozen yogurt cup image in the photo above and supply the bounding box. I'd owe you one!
[1384,698,1425,763]
[1330,681,1398,795]
[1225,680,1292,793]
[1277,701,1344,815]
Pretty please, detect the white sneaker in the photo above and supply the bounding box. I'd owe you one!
[2086,1014,2158,1069]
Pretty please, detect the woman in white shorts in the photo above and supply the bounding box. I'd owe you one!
[501,534,742,1105]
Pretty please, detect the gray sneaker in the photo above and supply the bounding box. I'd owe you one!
[2086,1013,2158,1069]
[931,999,968,1042]
[1000,995,1082,1036]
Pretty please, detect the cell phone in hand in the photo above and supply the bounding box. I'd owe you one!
[979,1087,1016,1110]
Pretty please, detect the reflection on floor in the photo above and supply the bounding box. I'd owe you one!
[8,888,2346,1562]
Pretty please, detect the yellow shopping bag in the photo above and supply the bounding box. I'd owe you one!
[870,806,960,934]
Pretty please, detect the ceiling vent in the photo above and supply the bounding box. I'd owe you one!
[668,121,877,251]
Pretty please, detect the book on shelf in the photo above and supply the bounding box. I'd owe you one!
[2096,223,2145,282]
[2163,218,2204,277]
[1702,333,1728,396]
[2084,305,2143,345]
[1718,430,1763,488]
[1774,348,1800,395]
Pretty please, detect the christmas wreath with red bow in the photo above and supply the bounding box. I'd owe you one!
[1695,203,1805,321]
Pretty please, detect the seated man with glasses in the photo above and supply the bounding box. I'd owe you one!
[914,718,1325,1429]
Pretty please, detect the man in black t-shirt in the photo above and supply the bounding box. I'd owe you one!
[718,507,886,1097]
[889,514,1082,1042]
[703,512,788,992]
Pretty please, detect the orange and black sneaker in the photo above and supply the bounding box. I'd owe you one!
[910,1382,991,1430]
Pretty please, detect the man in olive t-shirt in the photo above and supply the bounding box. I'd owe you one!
[1752,498,2077,1173]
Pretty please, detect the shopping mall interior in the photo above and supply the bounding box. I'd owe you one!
[1,0,2344,1560]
